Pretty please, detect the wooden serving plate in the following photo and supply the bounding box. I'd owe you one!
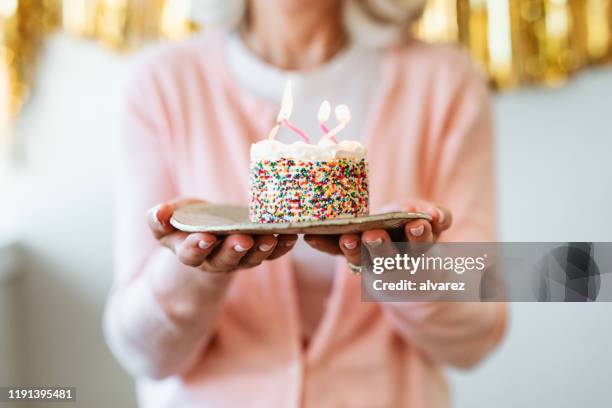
[170,203,432,235]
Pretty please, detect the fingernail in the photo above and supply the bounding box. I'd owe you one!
[234,244,250,253]
[343,241,358,250]
[258,243,274,252]
[436,208,446,224]
[198,240,212,250]
[365,238,383,248]
[150,205,162,226]
[286,240,296,247]
[410,225,425,237]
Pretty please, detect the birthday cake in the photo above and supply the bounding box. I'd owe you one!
[249,140,369,223]
[248,84,369,224]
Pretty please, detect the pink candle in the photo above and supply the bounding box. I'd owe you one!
[318,101,337,143]
[320,123,338,143]
[281,119,310,143]
[321,104,350,143]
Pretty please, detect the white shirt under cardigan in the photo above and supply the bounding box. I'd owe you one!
[227,33,382,312]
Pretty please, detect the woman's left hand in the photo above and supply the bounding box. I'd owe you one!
[303,202,452,267]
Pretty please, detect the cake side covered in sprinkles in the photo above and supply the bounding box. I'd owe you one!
[249,140,369,223]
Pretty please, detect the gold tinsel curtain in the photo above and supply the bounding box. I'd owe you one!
[1,0,612,136]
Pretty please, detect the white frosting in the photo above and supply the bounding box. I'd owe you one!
[251,139,366,161]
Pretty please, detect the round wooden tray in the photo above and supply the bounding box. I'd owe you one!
[170,203,432,235]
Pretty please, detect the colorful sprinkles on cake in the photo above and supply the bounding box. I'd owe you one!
[249,157,369,223]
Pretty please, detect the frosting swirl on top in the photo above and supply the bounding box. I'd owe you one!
[250,139,366,161]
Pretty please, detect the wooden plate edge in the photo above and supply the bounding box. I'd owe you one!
[170,211,432,235]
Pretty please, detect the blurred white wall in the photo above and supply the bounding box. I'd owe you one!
[1,34,611,408]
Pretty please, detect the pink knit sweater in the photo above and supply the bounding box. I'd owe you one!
[104,33,507,408]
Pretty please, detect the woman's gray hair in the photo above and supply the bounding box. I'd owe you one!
[190,0,426,48]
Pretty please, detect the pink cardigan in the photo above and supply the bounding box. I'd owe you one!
[104,33,507,408]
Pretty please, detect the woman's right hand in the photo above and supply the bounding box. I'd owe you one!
[148,199,297,274]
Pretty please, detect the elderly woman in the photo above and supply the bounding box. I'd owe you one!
[104,0,507,406]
